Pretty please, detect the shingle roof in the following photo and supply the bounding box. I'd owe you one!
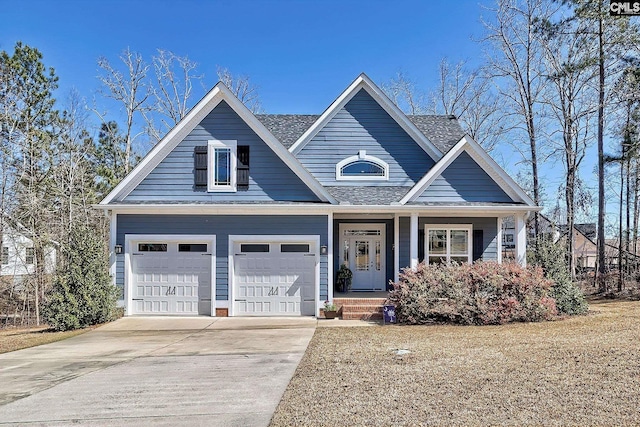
[255,115,319,149]
[407,115,465,154]
[256,114,465,153]
[325,186,411,205]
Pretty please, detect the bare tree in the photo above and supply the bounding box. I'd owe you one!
[216,66,263,113]
[383,70,426,115]
[97,48,150,173]
[540,17,597,279]
[427,59,507,152]
[144,50,203,142]
[482,0,557,239]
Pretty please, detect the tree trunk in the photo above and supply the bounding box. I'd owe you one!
[619,162,624,292]
[597,8,607,292]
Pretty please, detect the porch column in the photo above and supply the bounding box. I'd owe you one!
[394,214,400,282]
[327,212,334,303]
[410,213,419,269]
[109,211,117,288]
[497,217,503,264]
[515,213,527,266]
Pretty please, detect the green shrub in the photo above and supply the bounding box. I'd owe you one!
[387,261,557,325]
[529,238,588,315]
[43,225,118,331]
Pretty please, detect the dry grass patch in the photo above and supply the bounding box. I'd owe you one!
[0,326,90,354]
[271,300,640,426]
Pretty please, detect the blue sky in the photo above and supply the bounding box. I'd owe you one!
[2,0,486,113]
[1,0,605,223]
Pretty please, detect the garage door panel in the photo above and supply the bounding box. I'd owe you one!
[234,242,316,316]
[131,242,212,315]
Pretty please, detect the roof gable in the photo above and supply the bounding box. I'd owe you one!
[100,83,336,205]
[124,101,324,203]
[294,88,436,187]
[288,73,442,160]
[401,135,535,206]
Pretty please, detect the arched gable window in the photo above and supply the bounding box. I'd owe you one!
[336,150,389,181]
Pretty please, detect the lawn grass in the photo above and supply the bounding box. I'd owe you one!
[271,299,640,426]
[0,326,90,354]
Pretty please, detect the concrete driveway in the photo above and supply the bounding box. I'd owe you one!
[0,316,317,426]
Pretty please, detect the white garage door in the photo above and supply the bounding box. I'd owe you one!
[131,242,212,315]
[233,241,316,316]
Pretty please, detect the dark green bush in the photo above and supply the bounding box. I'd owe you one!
[43,225,118,331]
[387,261,557,325]
[529,238,588,315]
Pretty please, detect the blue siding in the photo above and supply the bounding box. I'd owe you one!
[116,215,329,301]
[125,101,321,202]
[397,216,499,271]
[416,151,513,203]
[296,89,435,186]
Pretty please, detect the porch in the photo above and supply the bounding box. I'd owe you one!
[328,212,529,319]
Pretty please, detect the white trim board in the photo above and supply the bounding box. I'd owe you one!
[99,83,336,205]
[101,203,541,216]
[289,73,442,161]
[123,234,217,317]
[400,135,536,206]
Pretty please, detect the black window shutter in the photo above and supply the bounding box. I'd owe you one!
[194,146,208,190]
[237,145,250,190]
[473,229,484,262]
[418,229,425,263]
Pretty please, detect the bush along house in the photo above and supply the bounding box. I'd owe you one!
[97,74,539,318]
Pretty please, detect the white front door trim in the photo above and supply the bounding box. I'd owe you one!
[228,235,320,317]
[338,223,386,291]
[124,234,216,316]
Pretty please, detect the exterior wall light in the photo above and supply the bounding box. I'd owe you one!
[320,245,328,255]
[114,245,123,255]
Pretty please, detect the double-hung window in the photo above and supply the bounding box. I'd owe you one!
[208,140,237,192]
[425,224,472,264]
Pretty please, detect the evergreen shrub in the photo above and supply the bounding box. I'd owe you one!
[529,238,588,315]
[43,225,118,331]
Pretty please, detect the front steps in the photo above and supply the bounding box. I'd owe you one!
[333,297,387,320]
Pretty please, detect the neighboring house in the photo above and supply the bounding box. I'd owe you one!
[1,219,57,284]
[501,214,558,260]
[98,74,538,317]
[502,215,597,271]
[568,224,597,271]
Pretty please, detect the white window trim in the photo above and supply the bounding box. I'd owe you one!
[424,224,473,264]
[335,150,389,181]
[208,139,237,192]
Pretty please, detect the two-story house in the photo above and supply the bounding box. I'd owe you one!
[98,74,539,317]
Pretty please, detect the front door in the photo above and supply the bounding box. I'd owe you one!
[339,224,385,291]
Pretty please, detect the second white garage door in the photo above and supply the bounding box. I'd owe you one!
[233,241,316,316]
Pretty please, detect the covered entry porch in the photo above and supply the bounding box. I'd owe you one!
[329,210,529,318]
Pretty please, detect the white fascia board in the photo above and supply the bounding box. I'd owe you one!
[400,135,537,207]
[97,203,541,216]
[100,82,336,205]
[100,86,224,205]
[289,73,442,161]
[213,84,337,204]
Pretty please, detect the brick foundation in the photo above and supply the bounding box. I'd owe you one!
[215,308,229,317]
